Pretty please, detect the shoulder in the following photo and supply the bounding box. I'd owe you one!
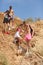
[11,10,14,12]
[4,10,9,13]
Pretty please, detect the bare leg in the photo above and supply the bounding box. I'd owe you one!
[18,38,21,49]
[12,20,14,29]
[25,40,31,56]
[4,23,7,32]
[7,23,11,30]
[27,40,30,52]
[3,23,5,32]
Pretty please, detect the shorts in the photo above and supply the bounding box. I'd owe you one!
[3,17,10,24]
[14,32,21,39]
[24,33,32,41]
[15,37,19,43]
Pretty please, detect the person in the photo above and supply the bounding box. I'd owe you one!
[24,24,32,56]
[8,6,14,29]
[23,21,34,37]
[3,10,11,34]
[3,6,14,32]
[14,26,24,55]
[14,26,23,49]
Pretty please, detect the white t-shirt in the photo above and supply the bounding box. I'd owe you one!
[14,31,21,38]
[9,10,14,17]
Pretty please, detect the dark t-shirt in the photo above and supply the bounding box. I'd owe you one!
[3,10,11,23]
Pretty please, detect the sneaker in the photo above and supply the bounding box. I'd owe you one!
[9,27,11,30]
[25,51,30,57]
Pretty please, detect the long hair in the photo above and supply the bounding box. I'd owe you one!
[29,25,33,35]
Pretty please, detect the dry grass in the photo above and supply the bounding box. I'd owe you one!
[0,13,43,65]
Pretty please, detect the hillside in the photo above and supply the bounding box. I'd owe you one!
[0,13,43,65]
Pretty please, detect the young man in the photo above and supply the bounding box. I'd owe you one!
[3,6,14,33]
[3,10,11,33]
[8,6,14,29]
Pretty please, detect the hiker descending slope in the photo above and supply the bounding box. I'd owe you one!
[3,6,14,34]
[3,10,10,33]
[13,21,34,55]
[8,6,14,30]
[24,24,32,55]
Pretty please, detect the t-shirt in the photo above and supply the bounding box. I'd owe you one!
[9,10,14,17]
[14,31,21,38]
[4,10,10,19]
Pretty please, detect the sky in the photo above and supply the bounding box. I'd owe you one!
[0,0,43,20]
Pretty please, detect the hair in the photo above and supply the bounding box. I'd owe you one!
[9,6,12,9]
[29,25,31,29]
[19,24,23,26]
[29,25,33,35]
[23,21,26,24]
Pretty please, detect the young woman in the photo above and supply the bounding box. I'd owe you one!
[24,24,32,55]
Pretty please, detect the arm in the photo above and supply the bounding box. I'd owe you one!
[12,10,14,16]
[4,10,8,13]
[4,10,8,16]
